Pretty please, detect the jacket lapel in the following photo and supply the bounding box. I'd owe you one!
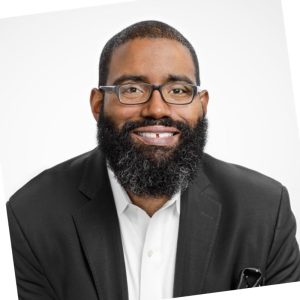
[72,149,128,300]
[173,165,222,297]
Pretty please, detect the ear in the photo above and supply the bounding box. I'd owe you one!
[199,89,209,117]
[90,88,104,121]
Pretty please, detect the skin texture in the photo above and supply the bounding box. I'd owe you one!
[90,38,209,216]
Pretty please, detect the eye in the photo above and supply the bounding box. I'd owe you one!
[121,84,144,95]
[167,83,192,96]
[171,87,187,94]
[127,87,140,93]
[119,83,147,100]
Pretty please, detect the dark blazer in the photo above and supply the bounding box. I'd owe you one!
[7,148,300,300]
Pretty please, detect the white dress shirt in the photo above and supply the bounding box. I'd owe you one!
[107,166,180,300]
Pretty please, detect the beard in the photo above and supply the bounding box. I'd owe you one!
[97,108,208,199]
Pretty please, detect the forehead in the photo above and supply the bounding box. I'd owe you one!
[106,38,196,84]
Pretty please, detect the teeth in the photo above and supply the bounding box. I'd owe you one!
[138,132,174,138]
[139,132,157,138]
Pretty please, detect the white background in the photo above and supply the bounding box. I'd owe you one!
[0,0,300,299]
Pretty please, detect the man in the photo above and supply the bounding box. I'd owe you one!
[7,20,300,300]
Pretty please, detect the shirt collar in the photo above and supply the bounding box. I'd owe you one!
[107,164,181,216]
[107,166,131,215]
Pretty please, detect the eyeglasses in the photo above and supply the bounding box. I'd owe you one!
[98,81,201,105]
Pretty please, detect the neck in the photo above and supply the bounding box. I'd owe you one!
[127,191,170,217]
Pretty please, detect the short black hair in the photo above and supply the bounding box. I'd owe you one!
[98,20,200,86]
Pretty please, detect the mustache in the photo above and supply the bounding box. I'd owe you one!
[120,117,190,133]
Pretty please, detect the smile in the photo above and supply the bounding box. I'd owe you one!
[137,132,175,138]
[131,125,180,146]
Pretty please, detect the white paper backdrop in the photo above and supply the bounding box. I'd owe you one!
[1,0,300,299]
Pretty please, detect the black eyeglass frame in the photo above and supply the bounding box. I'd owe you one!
[98,82,202,105]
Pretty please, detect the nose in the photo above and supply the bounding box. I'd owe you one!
[140,89,172,119]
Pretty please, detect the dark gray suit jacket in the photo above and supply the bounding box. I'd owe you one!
[7,149,300,300]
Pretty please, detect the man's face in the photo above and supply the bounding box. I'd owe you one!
[91,38,209,198]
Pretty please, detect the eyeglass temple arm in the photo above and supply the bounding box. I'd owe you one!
[98,85,117,91]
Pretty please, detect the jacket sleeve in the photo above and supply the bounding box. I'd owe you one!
[265,186,300,284]
[6,201,57,300]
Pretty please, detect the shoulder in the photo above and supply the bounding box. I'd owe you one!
[200,153,286,214]
[8,149,98,215]
[202,153,283,194]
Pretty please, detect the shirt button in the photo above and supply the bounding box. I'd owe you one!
[147,250,154,257]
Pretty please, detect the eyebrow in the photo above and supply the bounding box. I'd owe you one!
[166,75,194,85]
[112,75,148,85]
[111,74,195,86]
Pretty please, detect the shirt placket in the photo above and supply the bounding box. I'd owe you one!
[139,212,163,300]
